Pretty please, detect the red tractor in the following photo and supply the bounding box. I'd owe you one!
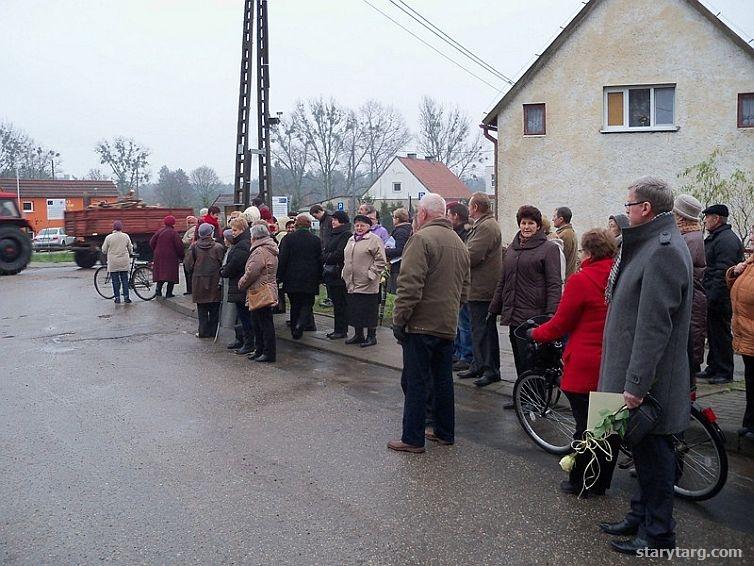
[0,192,33,275]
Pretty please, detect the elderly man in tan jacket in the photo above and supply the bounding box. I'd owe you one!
[457,193,503,386]
[388,194,470,453]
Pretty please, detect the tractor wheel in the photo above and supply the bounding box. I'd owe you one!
[74,248,99,269]
[0,225,32,275]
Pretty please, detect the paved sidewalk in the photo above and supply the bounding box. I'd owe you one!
[160,280,753,457]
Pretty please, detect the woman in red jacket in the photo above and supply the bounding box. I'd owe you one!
[530,228,618,496]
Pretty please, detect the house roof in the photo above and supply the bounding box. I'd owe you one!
[396,157,472,199]
[0,178,119,199]
[482,0,754,126]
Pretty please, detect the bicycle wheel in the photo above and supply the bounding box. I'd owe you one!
[131,266,157,301]
[673,406,728,501]
[513,372,576,455]
[94,266,115,299]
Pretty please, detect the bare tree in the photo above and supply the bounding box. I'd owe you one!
[293,97,350,201]
[341,110,370,197]
[190,165,222,208]
[271,115,312,205]
[0,122,58,179]
[86,168,108,181]
[417,96,483,178]
[95,137,150,197]
[360,100,411,183]
[155,166,192,207]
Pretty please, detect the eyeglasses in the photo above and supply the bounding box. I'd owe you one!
[624,201,647,209]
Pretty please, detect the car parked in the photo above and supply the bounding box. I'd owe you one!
[32,227,74,251]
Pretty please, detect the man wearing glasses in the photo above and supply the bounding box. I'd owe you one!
[598,178,693,555]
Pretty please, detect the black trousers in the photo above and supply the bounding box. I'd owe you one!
[251,306,276,359]
[183,264,192,293]
[564,391,619,492]
[625,434,677,547]
[706,299,734,379]
[157,281,175,296]
[288,292,315,331]
[509,326,532,377]
[234,302,254,343]
[743,355,754,429]
[467,301,500,378]
[197,302,220,337]
[328,284,348,334]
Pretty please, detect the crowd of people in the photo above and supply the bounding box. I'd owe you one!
[101,179,754,556]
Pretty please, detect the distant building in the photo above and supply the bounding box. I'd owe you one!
[0,178,118,232]
[481,0,754,241]
[361,154,473,207]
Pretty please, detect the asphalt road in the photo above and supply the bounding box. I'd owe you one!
[1,266,753,565]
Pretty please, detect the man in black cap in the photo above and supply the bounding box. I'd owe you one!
[701,204,744,384]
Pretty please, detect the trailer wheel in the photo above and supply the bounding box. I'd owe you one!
[0,225,32,275]
[74,248,99,268]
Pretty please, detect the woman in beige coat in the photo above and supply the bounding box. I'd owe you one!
[238,223,279,363]
[101,220,133,304]
[341,214,387,347]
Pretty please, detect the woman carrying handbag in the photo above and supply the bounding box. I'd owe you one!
[238,223,279,363]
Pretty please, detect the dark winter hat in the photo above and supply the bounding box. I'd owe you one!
[223,229,233,242]
[112,220,123,231]
[702,204,729,217]
[198,222,214,238]
[163,215,176,227]
[332,210,350,224]
[353,214,372,226]
[609,213,630,230]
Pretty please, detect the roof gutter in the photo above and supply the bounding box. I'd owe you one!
[480,123,499,221]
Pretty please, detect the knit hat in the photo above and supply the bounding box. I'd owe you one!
[609,213,630,230]
[223,228,233,242]
[673,194,703,221]
[112,220,123,231]
[332,210,349,224]
[198,223,214,238]
[353,214,372,226]
[702,204,729,217]
[163,215,176,227]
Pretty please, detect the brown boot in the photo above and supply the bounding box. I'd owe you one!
[387,440,425,453]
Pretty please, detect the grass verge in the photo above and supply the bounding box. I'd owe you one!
[32,251,75,263]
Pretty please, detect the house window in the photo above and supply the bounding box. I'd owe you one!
[603,85,676,131]
[22,201,33,212]
[393,182,402,192]
[739,93,754,128]
[523,103,546,135]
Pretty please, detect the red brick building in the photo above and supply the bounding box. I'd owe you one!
[0,179,119,233]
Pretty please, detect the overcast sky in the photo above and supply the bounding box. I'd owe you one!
[2,0,752,183]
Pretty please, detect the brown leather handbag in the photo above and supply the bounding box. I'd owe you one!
[248,283,276,311]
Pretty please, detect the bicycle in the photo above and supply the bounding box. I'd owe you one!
[94,254,157,301]
[511,317,728,501]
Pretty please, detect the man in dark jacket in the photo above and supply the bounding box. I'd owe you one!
[322,211,352,339]
[220,218,253,354]
[310,204,334,249]
[385,207,412,294]
[389,194,470,453]
[277,214,323,339]
[447,202,473,371]
[700,204,744,384]
[598,177,692,555]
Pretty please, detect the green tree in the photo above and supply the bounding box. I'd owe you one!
[677,149,730,209]
[155,166,192,207]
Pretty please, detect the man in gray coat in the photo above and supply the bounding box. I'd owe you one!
[598,178,692,555]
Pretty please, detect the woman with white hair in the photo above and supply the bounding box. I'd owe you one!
[239,223,279,362]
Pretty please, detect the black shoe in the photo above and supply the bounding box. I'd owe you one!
[360,336,377,348]
[124,297,132,304]
[610,537,659,555]
[291,328,303,340]
[457,369,481,379]
[254,354,275,362]
[235,344,255,355]
[474,374,501,387]
[183,291,191,295]
[560,480,579,494]
[503,402,515,410]
[345,334,365,345]
[114,298,121,304]
[327,332,347,340]
[155,289,162,297]
[165,293,175,298]
[708,375,733,385]
[227,340,243,350]
[452,360,470,371]
[599,519,639,537]
[247,351,263,360]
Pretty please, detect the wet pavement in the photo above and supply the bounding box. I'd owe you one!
[1,265,754,565]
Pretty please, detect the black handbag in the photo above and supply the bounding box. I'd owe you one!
[624,394,663,446]
[322,263,341,283]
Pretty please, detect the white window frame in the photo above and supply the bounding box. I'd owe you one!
[602,84,678,133]
[393,182,402,192]
[22,201,33,212]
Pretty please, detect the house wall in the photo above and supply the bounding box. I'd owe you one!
[494,0,754,242]
[365,159,429,202]
[22,196,117,233]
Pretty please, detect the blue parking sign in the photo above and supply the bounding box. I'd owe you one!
[418,192,425,199]
[337,202,344,210]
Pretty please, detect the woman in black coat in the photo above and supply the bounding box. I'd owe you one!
[220,218,253,353]
[322,211,353,339]
[277,214,322,339]
[385,207,413,294]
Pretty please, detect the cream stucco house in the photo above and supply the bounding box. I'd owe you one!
[481,0,754,242]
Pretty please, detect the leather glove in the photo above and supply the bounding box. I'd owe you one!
[393,324,408,345]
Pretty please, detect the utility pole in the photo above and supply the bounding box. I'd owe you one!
[233,1,254,209]
[256,0,273,207]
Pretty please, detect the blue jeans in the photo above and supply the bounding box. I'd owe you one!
[453,303,472,363]
[111,271,129,299]
[400,333,455,446]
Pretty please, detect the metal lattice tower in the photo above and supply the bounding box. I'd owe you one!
[233,0,253,208]
[255,0,272,206]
